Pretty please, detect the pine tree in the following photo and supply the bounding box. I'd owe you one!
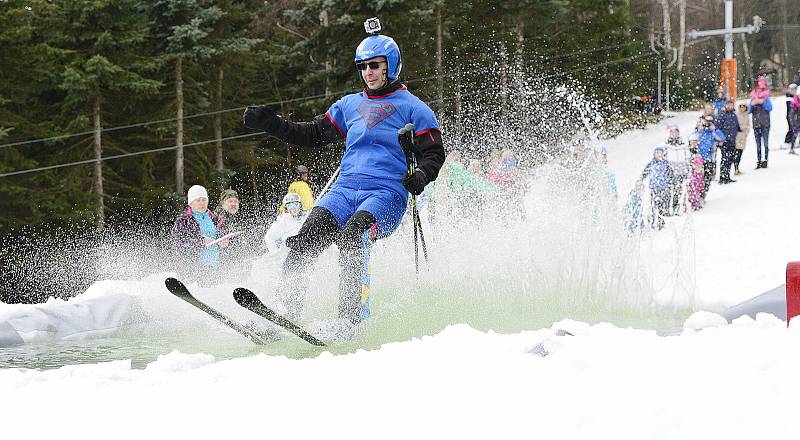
[147,0,225,195]
[41,0,161,227]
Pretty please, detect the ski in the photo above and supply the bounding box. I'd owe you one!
[164,277,269,345]
[233,287,326,347]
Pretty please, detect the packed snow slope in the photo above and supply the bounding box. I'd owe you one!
[3,98,800,439]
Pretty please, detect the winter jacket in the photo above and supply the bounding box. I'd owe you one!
[715,109,740,144]
[735,110,751,150]
[263,211,309,254]
[790,97,800,131]
[172,207,224,269]
[287,180,314,212]
[749,97,772,129]
[695,128,725,161]
[642,157,673,192]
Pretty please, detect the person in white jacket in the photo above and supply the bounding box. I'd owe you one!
[263,193,308,255]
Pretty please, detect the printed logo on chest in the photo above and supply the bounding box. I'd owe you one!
[357,101,397,129]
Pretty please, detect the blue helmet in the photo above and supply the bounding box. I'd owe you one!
[355,35,402,81]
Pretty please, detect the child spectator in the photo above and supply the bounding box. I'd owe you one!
[641,146,673,230]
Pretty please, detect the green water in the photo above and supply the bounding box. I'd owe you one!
[0,284,692,370]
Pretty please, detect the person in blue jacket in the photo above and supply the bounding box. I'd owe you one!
[641,146,673,230]
[693,115,725,195]
[242,22,445,327]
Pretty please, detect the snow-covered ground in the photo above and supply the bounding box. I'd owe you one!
[2,98,800,439]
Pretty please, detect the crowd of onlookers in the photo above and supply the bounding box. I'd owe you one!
[626,76,800,232]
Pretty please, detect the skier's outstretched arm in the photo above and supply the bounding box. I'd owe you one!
[243,105,341,148]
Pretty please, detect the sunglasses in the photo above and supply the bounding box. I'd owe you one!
[285,202,301,209]
[356,61,385,71]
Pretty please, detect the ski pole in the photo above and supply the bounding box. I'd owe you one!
[315,165,340,204]
[398,123,429,273]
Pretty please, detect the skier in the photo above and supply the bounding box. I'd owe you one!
[263,193,309,255]
[242,19,444,328]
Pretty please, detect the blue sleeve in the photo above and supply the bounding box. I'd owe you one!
[410,100,440,135]
[714,129,725,141]
[325,98,348,138]
[764,98,773,112]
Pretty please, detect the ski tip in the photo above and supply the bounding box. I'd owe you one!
[233,287,255,305]
[164,277,184,292]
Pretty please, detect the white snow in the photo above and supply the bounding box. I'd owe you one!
[2,98,800,439]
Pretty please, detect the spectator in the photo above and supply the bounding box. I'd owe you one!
[712,87,726,115]
[263,193,309,255]
[715,99,741,184]
[641,146,673,230]
[214,189,240,235]
[789,88,800,154]
[783,84,798,149]
[664,125,691,214]
[623,180,645,233]
[599,147,617,197]
[749,77,773,169]
[666,124,684,146]
[687,155,705,211]
[703,103,715,119]
[694,116,725,195]
[281,165,314,212]
[734,103,751,175]
[171,184,227,279]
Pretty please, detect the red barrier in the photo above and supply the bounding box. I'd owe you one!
[786,262,800,325]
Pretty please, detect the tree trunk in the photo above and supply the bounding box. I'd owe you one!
[779,0,790,86]
[499,41,508,107]
[436,2,443,117]
[175,57,185,195]
[677,0,685,71]
[320,9,332,97]
[214,64,224,173]
[660,0,671,52]
[93,94,105,228]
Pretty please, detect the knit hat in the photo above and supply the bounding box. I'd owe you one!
[187,185,208,204]
[654,146,666,155]
[219,188,239,204]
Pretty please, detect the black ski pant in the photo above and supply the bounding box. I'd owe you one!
[719,142,736,182]
[734,149,743,170]
[651,188,668,230]
[702,160,716,195]
[283,207,376,323]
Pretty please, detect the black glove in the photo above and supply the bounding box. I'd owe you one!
[403,168,428,195]
[243,105,280,133]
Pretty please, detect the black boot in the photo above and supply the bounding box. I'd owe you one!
[756,161,762,169]
[762,161,768,169]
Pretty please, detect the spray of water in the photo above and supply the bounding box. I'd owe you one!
[0,68,696,366]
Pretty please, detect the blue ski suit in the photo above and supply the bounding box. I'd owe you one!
[244,80,445,323]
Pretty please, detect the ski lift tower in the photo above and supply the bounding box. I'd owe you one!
[687,0,762,99]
